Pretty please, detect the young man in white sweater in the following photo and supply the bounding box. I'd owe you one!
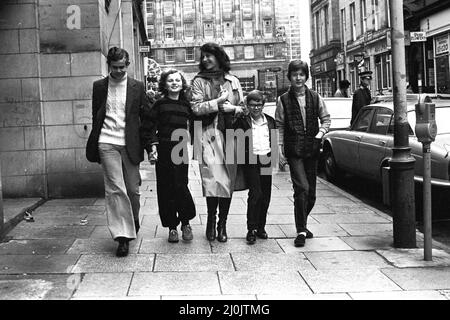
[86,47,152,257]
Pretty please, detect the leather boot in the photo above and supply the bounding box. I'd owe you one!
[205,213,216,241]
[217,220,228,242]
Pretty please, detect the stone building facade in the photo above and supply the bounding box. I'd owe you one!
[144,0,288,100]
[0,0,148,198]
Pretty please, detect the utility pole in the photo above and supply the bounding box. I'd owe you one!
[389,0,417,248]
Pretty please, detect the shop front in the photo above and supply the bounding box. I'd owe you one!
[420,7,450,94]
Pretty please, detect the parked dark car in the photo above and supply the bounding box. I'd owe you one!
[322,94,450,219]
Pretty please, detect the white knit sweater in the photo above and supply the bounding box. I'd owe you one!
[99,74,127,146]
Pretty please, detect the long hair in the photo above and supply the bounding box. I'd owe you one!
[158,69,189,100]
[198,42,231,72]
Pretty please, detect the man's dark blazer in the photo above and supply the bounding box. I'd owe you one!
[351,86,372,125]
[86,76,152,165]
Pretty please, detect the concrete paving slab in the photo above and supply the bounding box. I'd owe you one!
[327,204,376,214]
[67,238,141,255]
[218,271,311,295]
[72,273,133,298]
[376,249,450,268]
[304,251,393,270]
[72,254,154,273]
[338,223,393,236]
[279,224,349,238]
[300,269,401,293]
[128,272,221,296]
[267,205,294,215]
[231,253,315,272]
[349,290,448,300]
[154,254,234,272]
[211,239,283,254]
[267,197,294,206]
[341,235,394,250]
[309,204,336,214]
[381,268,450,290]
[314,213,390,224]
[316,190,343,197]
[0,279,58,300]
[0,274,75,300]
[0,255,80,274]
[0,239,74,255]
[316,197,357,206]
[277,237,354,253]
[257,293,352,300]
[33,205,104,216]
[8,224,95,239]
[140,238,212,254]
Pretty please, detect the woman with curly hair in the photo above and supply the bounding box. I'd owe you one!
[142,69,196,243]
[190,42,245,242]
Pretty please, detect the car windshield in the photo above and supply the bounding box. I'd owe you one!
[408,106,450,135]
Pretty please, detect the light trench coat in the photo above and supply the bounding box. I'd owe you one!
[190,73,246,198]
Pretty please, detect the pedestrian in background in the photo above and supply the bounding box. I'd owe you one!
[86,47,152,257]
[335,80,351,98]
[234,90,276,245]
[190,42,245,243]
[142,69,196,243]
[351,71,373,125]
[275,60,331,248]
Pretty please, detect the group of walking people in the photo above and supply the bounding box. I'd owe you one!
[86,43,331,257]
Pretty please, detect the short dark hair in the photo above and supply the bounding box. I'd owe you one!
[339,80,351,89]
[287,60,310,81]
[246,90,266,105]
[158,69,188,99]
[199,42,231,72]
[107,47,130,66]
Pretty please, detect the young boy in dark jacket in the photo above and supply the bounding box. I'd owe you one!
[234,90,277,244]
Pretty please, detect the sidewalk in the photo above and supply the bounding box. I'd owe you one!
[1,161,450,300]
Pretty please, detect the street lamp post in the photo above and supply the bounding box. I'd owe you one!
[389,0,417,248]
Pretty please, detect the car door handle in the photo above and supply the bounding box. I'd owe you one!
[354,136,362,141]
[379,140,387,146]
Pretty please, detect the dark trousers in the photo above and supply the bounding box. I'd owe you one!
[244,155,272,231]
[206,197,232,221]
[156,142,196,229]
[287,157,318,233]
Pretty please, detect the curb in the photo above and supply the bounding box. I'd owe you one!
[0,198,47,241]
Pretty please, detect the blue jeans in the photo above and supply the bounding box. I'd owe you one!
[99,143,141,241]
[287,157,318,233]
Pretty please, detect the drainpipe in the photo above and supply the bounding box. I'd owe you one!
[119,0,123,47]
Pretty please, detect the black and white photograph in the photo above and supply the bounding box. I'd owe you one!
[1,0,450,307]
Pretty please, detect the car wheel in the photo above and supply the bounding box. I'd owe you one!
[324,147,340,182]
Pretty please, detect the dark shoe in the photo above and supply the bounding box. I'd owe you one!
[246,230,257,245]
[168,229,179,243]
[306,229,314,239]
[181,224,193,241]
[294,234,306,247]
[206,215,216,241]
[134,220,140,234]
[116,238,129,257]
[256,228,268,239]
[217,221,228,243]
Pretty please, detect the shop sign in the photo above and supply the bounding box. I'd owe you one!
[411,31,427,42]
[335,52,345,66]
[435,35,449,56]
